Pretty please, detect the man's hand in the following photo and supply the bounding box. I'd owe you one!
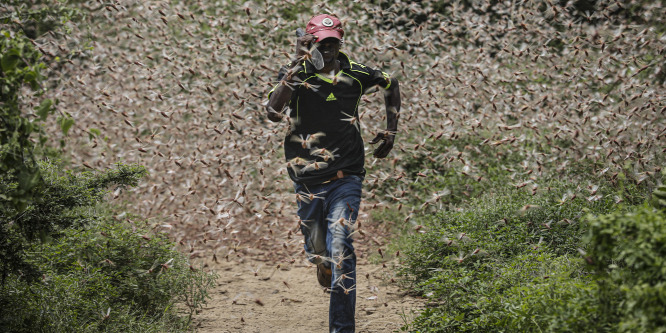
[295,34,316,60]
[369,131,395,158]
[266,105,283,122]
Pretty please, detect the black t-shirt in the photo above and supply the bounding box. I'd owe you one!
[268,52,392,185]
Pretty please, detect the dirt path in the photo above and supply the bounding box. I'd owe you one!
[194,256,423,332]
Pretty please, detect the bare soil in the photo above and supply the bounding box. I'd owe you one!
[193,257,423,333]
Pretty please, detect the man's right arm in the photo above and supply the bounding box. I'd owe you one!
[265,34,315,122]
[265,70,295,122]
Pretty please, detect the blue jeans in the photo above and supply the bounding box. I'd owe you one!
[294,175,362,333]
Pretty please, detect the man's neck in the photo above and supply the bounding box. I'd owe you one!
[318,59,340,75]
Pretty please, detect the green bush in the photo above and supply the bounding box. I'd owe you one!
[1,218,216,332]
[0,162,147,284]
[651,184,666,211]
[408,253,607,332]
[1,4,216,332]
[398,180,666,332]
[1,1,84,285]
[492,255,605,332]
[585,205,666,332]
[1,2,81,211]
[0,161,217,332]
[402,183,616,280]
[399,181,625,332]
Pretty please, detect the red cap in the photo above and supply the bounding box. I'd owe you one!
[306,14,344,42]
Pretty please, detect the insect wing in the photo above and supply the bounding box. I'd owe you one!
[310,47,324,70]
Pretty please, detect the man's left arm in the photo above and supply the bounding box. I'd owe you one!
[370,77,400,158]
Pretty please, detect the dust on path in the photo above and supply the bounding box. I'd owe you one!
[194,256,424,333]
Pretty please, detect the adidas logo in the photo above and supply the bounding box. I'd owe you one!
[326,93,337,101]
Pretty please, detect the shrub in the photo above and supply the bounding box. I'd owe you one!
[0,161,147,284]
[1,2,81,211]
[407,253,608,332]
[585,205,666,332]
[0,161,217,332]
[2,4,216,332]
[1,218,216,332]
[399,181,625,332]
[651,184,666,211]
[402,183,617,280]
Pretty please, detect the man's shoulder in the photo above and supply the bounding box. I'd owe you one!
[277,61,309,81]
[342,55,391,88]
[347,60,373,76]
[337,52,371,76]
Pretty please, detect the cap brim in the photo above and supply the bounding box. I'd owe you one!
[313,30,342,42]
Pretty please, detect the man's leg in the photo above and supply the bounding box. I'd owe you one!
[295,182,328,266]
[325,176,362,333]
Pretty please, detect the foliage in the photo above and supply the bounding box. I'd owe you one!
[9,162,147,239]
[0,161,217,332]
[0,161,146,284]
[1,3,217,332]
[0,1,80,211]
[651,184,666,211]
[1,28,51,211]
[402,182,617,278]
[1,217,217,332]
[408,253,608,332]
[585,205,666,332]
[397,155,662,331]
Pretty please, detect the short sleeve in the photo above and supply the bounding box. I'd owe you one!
[266,65,290,100]
[354,64,392,93]
[369,67,392,89]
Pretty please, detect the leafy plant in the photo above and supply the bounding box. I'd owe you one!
[1,217,217,332]
[585,204,666,332]
[651,184,666,211]
[0,161,146,284]
[0,28,52,211]
[397,176,643,332]
[1,1,80,212]
[0,161,217,332]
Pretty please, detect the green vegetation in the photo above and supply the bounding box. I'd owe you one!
[1,161,217,332]
[586,205,666,332]
[396,154,664,332]
[391,120,663,332]
[3,0,664,331]
[361,1,666,330]
[391,131,664,332]
[1,3,216,332]
[398,181,607,331]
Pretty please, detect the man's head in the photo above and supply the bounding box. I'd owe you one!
[306,14,343,66]
[306,14,344,43]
